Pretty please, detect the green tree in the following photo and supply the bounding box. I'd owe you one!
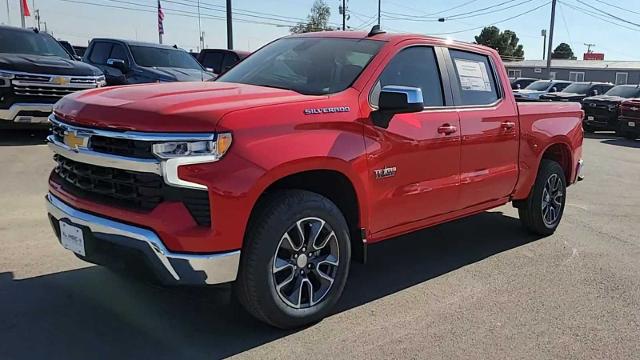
[474,26,524,59]
[551,43,575,59]
[290,0,334,34]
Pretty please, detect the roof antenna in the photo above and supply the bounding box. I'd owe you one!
[368,25,385,37]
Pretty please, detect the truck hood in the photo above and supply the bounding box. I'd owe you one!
[582,95,627,104]
[54,81,322,132]
[143,66,214,82]
[0,53,102,76]
[540,92,584,101]
[514,89,545,95]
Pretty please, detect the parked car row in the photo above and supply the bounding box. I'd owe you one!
[0,25,251,128]
[510,77,640,140]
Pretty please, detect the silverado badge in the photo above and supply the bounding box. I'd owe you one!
[303,106,350,115]
[374,166,397,179]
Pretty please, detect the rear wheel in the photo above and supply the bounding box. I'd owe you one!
[235,190,351,329]
[518,159,567,236]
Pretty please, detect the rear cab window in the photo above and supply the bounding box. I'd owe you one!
[449,49,501,106]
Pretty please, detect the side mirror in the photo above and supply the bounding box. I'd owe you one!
[73,55,82,61]
[106,58,129,73]
[550,86,558,93]
[516,83,522,89]
[372,86,424,128]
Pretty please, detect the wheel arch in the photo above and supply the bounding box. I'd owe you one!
[247,166,368,263]
[540,142,573,183]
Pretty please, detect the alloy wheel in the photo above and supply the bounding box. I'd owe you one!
[272,217,340,309]
[541,173,564,227]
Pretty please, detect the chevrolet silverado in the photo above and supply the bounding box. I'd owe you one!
[45,29,584,329]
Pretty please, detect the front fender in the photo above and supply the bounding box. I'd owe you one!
[177,113,369,252]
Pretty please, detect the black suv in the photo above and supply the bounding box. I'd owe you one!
[0,26,104,127]
[83,39,214,86]
[582,85,640,132]
[540,82,614,102]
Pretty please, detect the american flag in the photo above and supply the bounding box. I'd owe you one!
[158,0,165,35]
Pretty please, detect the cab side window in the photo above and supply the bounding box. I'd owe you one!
[449,50,500,106]
[109,43,129,64]
[89,42,112,64]
[370,46,444,108]
[555,82,570,92]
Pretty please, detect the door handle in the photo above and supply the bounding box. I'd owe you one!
[437,124,458,135]
[501,121,516,130]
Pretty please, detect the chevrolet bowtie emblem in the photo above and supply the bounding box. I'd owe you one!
[51,76,71,86]
[63,132,87,149]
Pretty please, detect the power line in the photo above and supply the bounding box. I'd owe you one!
[58,0,299,27]
[575,0,640,28]
[559,0,640,32]
[589,0,640,17]
[382,0,527,21]
[382,0,481,18]
[430,1,551,35]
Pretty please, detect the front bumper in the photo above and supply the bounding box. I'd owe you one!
[0,103,53,124]
[618,117,640,135]
[46,193,240,285]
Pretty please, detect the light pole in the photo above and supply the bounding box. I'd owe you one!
[545,0,557,80]
[541,29,547,60]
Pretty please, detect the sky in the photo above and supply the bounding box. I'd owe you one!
[2,0,640,60]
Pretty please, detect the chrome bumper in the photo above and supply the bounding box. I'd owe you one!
[46,193,240,285]
[0,103,53,123]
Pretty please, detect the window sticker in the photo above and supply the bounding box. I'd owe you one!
[454,59,492,92]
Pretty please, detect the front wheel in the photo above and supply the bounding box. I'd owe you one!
[235,190,351,329]
[517,159,567,236]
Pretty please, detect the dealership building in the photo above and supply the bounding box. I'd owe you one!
[504,60,640,85]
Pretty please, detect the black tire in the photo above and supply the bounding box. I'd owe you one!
[583,124,595,133]
[619,132,637,140]
[518,159,567,236]
[235,190,351,329]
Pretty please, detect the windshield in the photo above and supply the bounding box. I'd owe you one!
[604,86,640,98]
[563,83,591,94]
[0,29,70,58]
[217,37,383,95]
[130,46,203,70]
[525,81,552,91]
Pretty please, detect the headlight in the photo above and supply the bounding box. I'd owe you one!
[0,71,14,87]
[152,133,232,159]
[0,70,15,79]
[95,75,106,87]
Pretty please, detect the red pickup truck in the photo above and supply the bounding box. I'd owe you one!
[46,29,584,328]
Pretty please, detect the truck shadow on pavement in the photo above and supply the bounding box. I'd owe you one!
[0,130,49,146]
[0,211,541,360]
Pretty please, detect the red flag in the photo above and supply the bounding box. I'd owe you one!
[21,0,31,17]
[158,0,165,35]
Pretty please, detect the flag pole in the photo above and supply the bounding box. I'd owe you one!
[20,0,26,28]
[157,0,164,44]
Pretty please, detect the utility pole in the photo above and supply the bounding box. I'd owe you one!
[377,0,381,26]
[584,43,596,53]
[5,0,9,25]
[43,21,47,33]
[545,0,556,80]
[541,29,547,60]
[196,0,202,50]
[226,0,233,49]
[340,0,346,31]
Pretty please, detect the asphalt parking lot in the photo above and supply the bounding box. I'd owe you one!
[0,130,638,360]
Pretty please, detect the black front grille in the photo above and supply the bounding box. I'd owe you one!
[52,155,211,226]
[90,136,155,159]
